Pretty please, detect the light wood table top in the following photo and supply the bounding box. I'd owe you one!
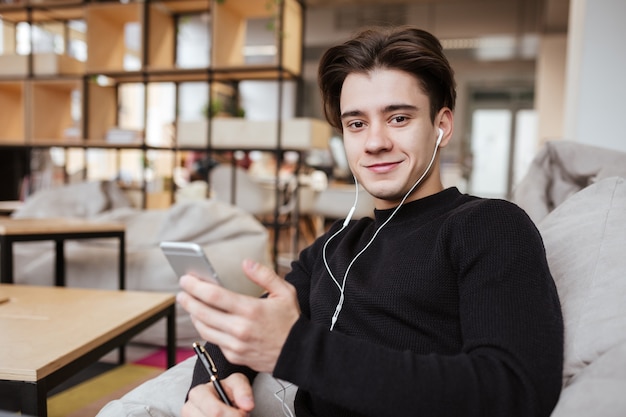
[0,217,124,236]
[0,284,175,382]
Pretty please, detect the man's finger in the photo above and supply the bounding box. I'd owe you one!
[227,373,256,411]
[241,259,289,297]
[179,274,248,313]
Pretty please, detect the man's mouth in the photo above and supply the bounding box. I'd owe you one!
[364,161,401,174]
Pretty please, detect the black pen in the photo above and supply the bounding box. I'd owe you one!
[192,342,232,406]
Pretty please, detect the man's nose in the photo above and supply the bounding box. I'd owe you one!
[364,122,392,152]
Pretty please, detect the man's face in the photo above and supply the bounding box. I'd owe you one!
[340,68,446,209]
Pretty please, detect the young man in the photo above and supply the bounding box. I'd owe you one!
[177,26,564,417]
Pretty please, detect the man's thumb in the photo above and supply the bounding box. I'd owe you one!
[242,259,284,295]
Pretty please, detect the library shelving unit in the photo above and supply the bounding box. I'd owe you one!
[0,0,327,267]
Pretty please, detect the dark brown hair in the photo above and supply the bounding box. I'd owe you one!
[318,26,457,131]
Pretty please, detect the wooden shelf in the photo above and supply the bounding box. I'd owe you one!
[86,79,117,141]
[0,6,29,25]
[0,3,84,24]
[212,0,302,76]
[0,0,315,230]
[177,118,331,150]
[30,78,82,143]
[85,2,143,73]
[0,53,84,77]
[0,81,26,144]
[29,0,84,8]
[30,4,84,22]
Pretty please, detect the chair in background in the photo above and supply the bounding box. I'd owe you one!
[209,164,295,220]
[209,164,298,268]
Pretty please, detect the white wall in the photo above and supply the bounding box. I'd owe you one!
[564,0,626,151]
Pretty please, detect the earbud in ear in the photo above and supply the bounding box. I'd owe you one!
[436,128,444,146]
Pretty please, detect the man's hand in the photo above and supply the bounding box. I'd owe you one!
[177,259,301,373]
[182,373,253,417]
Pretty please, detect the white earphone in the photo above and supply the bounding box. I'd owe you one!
[323,126,445,330]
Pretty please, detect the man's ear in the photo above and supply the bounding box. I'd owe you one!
[436,108,454,148]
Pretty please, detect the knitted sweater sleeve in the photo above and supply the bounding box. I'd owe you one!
[273,200,564,417]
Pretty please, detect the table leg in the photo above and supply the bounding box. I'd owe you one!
[167,304,177,368]
[54,239,65,287]
[18,380,47,417]
[117,232,127,363]
[119,232,126,290]
[118,344,126,365]
[0,236,12,284]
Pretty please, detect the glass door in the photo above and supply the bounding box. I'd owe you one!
[465,87,536,199]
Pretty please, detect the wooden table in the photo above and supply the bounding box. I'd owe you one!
[0,218,125,288]
[0,284,176,417]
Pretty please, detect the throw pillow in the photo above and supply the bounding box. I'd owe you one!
[538,176,626,384]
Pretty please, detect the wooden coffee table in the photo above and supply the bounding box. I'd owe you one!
[0,284,176,417]
[0,218,125,288]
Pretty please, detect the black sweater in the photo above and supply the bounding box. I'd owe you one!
[191,188,564,417]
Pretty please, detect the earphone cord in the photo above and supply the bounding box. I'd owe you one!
[322,179,359,291]
[272,378,295,417]
[323,141,440,331]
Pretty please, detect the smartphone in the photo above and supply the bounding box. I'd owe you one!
[160,241,223,286]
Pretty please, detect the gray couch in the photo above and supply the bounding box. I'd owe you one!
[98,145,626,416]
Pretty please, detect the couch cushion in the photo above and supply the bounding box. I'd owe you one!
[550,342,626,417]
[97,357,194,417]
[538,176,626,384]
[13,180,132,219]
[513,141,626,223]
[96,358,297,417]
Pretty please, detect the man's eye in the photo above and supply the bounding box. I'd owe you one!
[391,116,407,124]
[349,121,364,128]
